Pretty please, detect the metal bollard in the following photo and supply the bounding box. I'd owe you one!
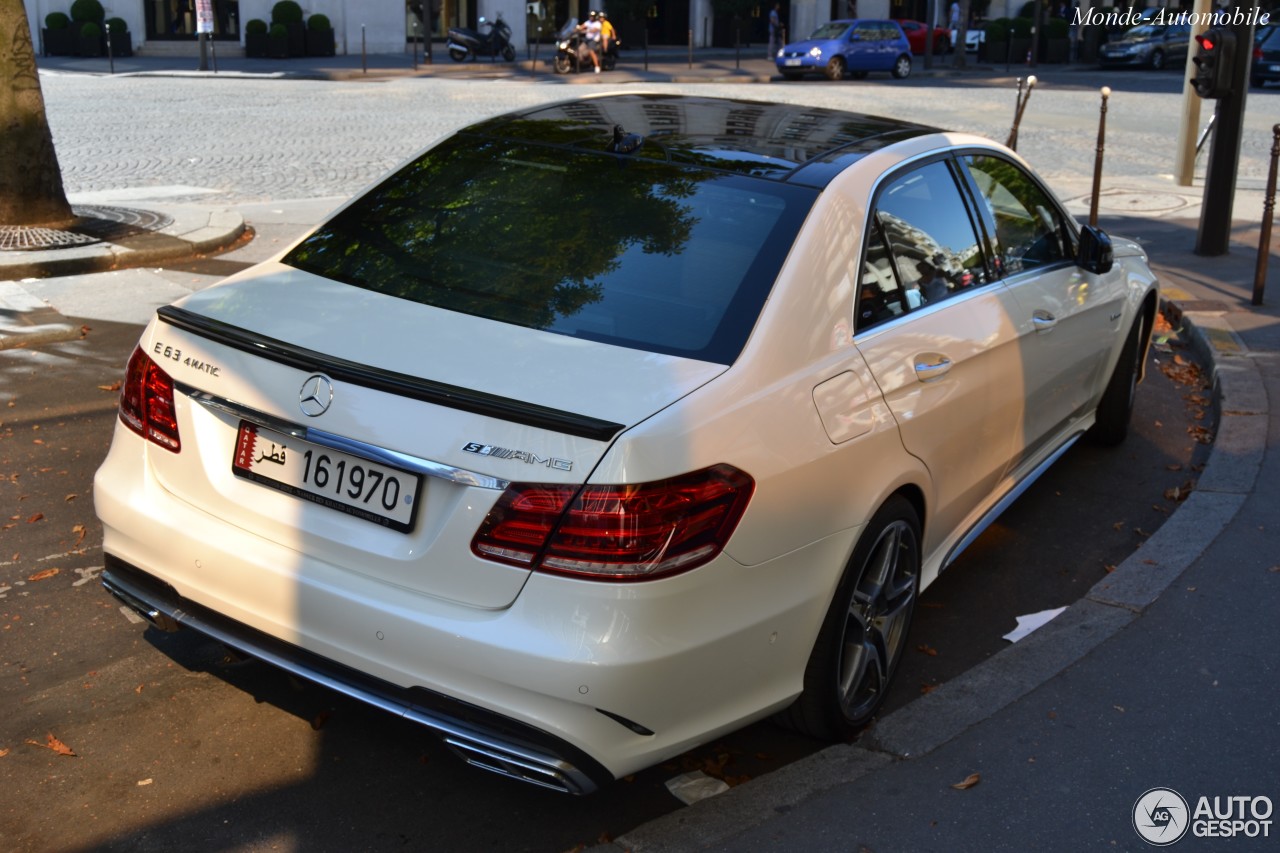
[689,29,693,69]
[362,24,367,74]
[1253,124,1280,307]
[1089,87,1111,229]
[105,21,114,74]
[1006,74,1036,151]
[412,20,419,70]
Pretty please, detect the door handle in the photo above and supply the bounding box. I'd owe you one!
[914,353,952,382]
[1032,309,1058,332]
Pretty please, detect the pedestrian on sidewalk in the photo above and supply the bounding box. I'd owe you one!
[768,3,783,58]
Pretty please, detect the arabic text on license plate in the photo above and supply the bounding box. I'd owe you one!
[233,422,420,532]
[784,58,803,66]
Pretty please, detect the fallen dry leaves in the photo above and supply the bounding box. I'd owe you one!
[28,568,60,582]
[951,772,981,790]
[26,733,76,757]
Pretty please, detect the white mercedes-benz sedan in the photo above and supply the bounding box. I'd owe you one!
[95,93,1158,794]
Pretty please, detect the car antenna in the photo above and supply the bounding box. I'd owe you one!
[607,125,644,155]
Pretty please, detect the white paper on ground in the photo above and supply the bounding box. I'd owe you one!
[664,770,730,805]
[1002,606,1068,643]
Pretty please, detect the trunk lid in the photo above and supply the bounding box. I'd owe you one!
[141,266,726,609]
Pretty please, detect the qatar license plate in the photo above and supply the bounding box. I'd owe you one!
[784,58,802,66]
[233,422,420,532]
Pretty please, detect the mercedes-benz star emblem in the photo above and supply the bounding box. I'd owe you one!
[298,374,334,417]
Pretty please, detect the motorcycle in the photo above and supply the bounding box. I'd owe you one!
[552,18,619,73]
[447,14,515,62]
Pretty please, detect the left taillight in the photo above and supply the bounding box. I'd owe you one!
[471,464,755,581]
[119,347,181,452]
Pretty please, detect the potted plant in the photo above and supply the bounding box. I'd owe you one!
[271,0,306,57]
[77,20,102,57]
[1042,16,1068,63]
[981,17,1010,62]
[1009,16,1033,64]
[306,13,336,57]
[70,0,104,28]
[104,16,132,58]
[245,18,270,58]
[42,12,76,56]
[268,22,290,58]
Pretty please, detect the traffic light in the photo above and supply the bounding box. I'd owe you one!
[1191,26,1236,99]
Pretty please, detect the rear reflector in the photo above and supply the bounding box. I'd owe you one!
[119,347,181,452]
[472,464,754,581]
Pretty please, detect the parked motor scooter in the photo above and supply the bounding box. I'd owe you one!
[447,14,515,62]
[552,18,619,73]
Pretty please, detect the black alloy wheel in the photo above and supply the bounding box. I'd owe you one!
[1089,315,1146,445]
[778,496,921,739]
[826,56,847,80]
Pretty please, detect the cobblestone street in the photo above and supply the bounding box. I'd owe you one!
[38,72,1278,207]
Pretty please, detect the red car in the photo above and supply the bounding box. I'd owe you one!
[898,19,952,54]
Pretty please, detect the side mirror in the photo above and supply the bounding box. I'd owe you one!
[1077,224,1113,275]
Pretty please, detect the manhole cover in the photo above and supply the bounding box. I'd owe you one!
[0,205,174,252]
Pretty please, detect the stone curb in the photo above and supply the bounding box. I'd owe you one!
[0,207,246,351]
[605,295,1265,853]
[0,207,246,281]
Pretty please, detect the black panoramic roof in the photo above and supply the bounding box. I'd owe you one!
[462,94,939,189]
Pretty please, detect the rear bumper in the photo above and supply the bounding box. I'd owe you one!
[102,554,610,794]
[94,425,851,792]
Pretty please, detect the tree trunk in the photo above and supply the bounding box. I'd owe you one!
[953,0,971,70]
[0,0,74,227]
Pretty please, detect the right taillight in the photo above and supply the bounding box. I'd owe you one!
[119,347,181,452]
[471,464,754,581]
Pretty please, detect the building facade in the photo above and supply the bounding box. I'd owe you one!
[24,0,1050,56]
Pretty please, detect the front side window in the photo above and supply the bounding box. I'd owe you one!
[284,134,815,364]
[963,155,1075,277]
[856,159,987,331]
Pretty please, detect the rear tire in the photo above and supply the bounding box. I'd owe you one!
[1150,49,1165,70]
[892,54,912,78]
[502,44,516,62]
[448,48,467,62]
[777,496,920,739]
[1089,316,1145,446]
[825,56,846,80]
[554,54,573,73]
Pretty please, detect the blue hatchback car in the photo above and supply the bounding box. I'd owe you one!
[776,19,913,80]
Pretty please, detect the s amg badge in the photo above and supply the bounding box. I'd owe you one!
[463,442,573,471]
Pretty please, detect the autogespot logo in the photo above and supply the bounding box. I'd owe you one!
[1134,788,1191,846]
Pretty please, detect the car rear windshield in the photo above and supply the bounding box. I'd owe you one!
[283,135,815,365]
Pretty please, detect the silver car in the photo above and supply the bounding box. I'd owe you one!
[1099,22,1191,69]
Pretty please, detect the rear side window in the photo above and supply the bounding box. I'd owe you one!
[857,159,988,332]
[283,136,815,364]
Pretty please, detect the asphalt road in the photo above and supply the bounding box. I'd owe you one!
[0,70,1236,850]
